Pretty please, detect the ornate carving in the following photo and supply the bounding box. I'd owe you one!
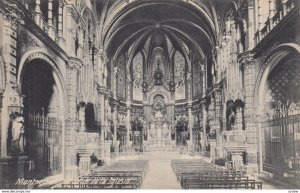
[9,112,26,156]
[18,31,42,52]
[132,52,143,101]
[67,57,83,69]
[0,0,25,25]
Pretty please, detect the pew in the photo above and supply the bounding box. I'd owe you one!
[61,160,149,189]
[171,159,262,189]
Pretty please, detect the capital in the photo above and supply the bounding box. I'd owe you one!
[67,57,83,69]
[99,50,109,63]
[238,51,255,66]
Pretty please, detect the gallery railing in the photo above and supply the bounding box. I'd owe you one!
[255,0,298,45]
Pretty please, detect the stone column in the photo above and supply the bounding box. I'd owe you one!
[201,100,208,153]
[57,0,63,38]
[64,60,81,180]
[126,104,131,151]
[97,87,107,159]
[78,102,86,132]
[235,107,243,130]
[187,102,193,151]
[269,0,275,18]
[48,0,55,39]
[35,0,41,24]
[0,12,23,157]
[100,94,105,158]
[214,89,222,158]
[239,52,258,174]
[112,103,118,151]
[281,0,288,16]
[105,140,112,165]
[209,139,217,163]
[257,0,263,30]
[247,0,255,50]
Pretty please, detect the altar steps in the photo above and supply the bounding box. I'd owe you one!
[145,146,173,152]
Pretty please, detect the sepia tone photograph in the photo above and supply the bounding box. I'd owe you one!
[0,0,299,190]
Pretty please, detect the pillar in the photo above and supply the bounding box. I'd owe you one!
[112,104,118,151]
[214,89,222,158]
[269,0,275,18]
[239,52,258,174]
[100,94,105,158]
[58,0,63,38]
[48,0,55,39]
[257,0,263,30]
[247,0,255,50]
[281,0,288,16]
[35,0,41,24]
[64,60,81,180]
[97,87,106,159]
[0,11,22,157]
[187,102,193,151]
[48,0,53,26]
[78,102,86,132]
[126,104,131,151]
[105,140,112,165]
[201,100,207,152]
[235,107,243,130]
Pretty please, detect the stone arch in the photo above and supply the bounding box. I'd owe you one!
[17,49,67,101]
[147,86,171,104]
[254,43,300,111]
[81,6,97,33]
[253,43,300,173]
[17,50,67,178]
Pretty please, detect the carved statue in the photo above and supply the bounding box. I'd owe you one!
[150,123,156,138]
[9,112,26,155]
[228,109,236,130]
[152,96,166,120]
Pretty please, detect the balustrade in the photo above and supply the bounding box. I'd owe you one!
[20,0,62,43]
[255,0,297,45]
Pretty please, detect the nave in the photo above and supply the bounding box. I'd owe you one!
[59,151,292,189]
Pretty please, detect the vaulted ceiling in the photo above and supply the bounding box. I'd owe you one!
[99,0,227,62]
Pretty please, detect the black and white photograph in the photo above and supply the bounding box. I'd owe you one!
[0,0,299,190]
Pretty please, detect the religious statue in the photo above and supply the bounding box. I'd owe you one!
[150,122,156,138]
[162,122,169,138]
[228,109,236,130]
[152,96,166,120]
[9,112,26,155]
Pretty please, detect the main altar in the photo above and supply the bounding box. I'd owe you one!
[141,60,175,151]
[145,104,172,151]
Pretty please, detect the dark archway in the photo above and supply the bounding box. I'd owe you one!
[262,54,300,185]
[21,59,62,179]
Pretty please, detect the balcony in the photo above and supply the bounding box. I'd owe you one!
[19,1,63,44]
[255,0,298,45]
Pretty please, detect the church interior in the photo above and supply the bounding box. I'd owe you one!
[0,0,299,189]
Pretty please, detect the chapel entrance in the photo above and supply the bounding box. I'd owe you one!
[262,55,300,186]
[21,59,63,179]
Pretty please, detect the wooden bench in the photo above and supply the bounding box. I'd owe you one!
[185,180,263,189]
[171,159,262,190]
[61,160,149,189]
